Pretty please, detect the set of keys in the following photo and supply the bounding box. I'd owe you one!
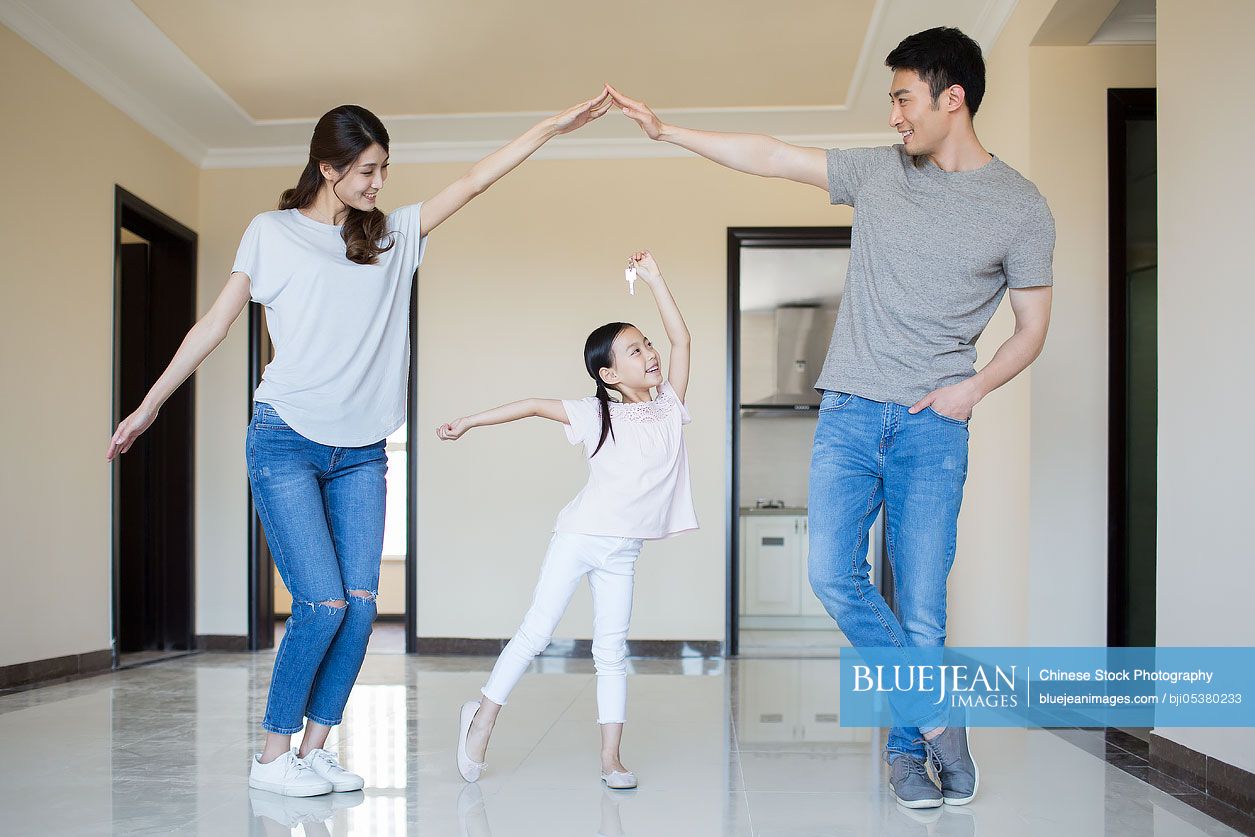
[625,262,637,295]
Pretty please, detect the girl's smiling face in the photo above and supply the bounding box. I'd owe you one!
[601,326,663,392]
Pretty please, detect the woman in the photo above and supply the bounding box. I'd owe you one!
[107,90,614,797]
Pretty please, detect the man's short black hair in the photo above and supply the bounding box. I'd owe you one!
[885,27,986,117]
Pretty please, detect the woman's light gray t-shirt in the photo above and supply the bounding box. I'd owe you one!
[232,205,428,447]
[819,145,1055,406]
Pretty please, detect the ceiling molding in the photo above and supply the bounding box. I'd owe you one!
[3,0,1017,169]
[1089,0,1155,46]
[202,132,901,169]
[970,0,1020,52]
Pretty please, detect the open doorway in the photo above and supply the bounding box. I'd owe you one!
[112,187,197,667]
[1108,89,1157,650]
[726,227,890,657]
[247,274,419,653]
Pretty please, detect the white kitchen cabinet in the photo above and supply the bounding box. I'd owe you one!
[741,515,804,615]
[742,512,881,618]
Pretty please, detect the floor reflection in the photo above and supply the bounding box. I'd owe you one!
[0,652,1244,835]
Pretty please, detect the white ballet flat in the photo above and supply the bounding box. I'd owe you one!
[600,769,638,789]
[457,699,487,782]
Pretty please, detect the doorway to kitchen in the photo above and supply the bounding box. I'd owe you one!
[726,228,888,657]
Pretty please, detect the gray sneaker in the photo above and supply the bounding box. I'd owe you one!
[889,755,943,809]
[924,726,979,805]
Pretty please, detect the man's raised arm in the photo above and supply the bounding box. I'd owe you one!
[608,84,829,190]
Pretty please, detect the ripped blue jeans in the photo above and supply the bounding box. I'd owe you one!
[247,402,386,735]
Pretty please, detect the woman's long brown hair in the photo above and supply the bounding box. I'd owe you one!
[279,105,395,265]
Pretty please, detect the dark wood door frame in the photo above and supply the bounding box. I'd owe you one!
[246,303,274,650]
[1107,88,1157,648]
[246,274,419,653]
[112,186,198,665]
[726,227,852,657]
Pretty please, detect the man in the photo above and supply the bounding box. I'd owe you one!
[609,27,1054,808]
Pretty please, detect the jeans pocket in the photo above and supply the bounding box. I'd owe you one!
[926,405,970,426]
[819,391,855,413]
[252,403,293,432]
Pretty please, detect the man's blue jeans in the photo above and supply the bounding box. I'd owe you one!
[807,391,969,762]
[247,402,387,735]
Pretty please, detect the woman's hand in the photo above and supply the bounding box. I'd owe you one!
[436,417,473,441]
[549,88,615,136]
[629,250,662,286]
[107,405,159,461]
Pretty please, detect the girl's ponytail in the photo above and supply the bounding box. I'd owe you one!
[592,378,616,458]
[583,322,632,458]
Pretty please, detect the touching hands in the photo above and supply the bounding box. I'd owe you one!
[605,84,664,140]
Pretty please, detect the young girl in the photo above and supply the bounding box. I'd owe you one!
[107,94,614,798]
[437,251,694,789]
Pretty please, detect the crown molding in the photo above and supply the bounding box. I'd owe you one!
[970,0,1020,52]
[202,132,901,169]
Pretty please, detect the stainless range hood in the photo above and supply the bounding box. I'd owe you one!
[741,305,838,412]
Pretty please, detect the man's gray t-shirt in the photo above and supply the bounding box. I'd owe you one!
[816,145,1055,406]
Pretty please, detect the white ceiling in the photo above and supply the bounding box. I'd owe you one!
[1,0,1020,168]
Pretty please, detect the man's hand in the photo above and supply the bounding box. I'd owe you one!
[908,379,982,421]
[606,84,664,140]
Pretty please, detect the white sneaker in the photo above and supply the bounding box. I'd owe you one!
[248,750,332,797]
[303,748,365,792]
[457,699,487,782]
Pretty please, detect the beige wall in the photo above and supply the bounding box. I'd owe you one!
[0,23,200,667]
[1155,0,1255,774]
[1026,42,1157,645]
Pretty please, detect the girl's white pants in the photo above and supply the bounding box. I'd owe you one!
[481,533,643,724]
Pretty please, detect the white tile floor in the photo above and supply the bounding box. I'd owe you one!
[0,652,1246,836]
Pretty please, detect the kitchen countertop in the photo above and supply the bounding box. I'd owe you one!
[739,507,807,516]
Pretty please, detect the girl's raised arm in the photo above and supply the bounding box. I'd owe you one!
[631,251,691,402]
[419,90,613,237]
[436,398,569,441]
